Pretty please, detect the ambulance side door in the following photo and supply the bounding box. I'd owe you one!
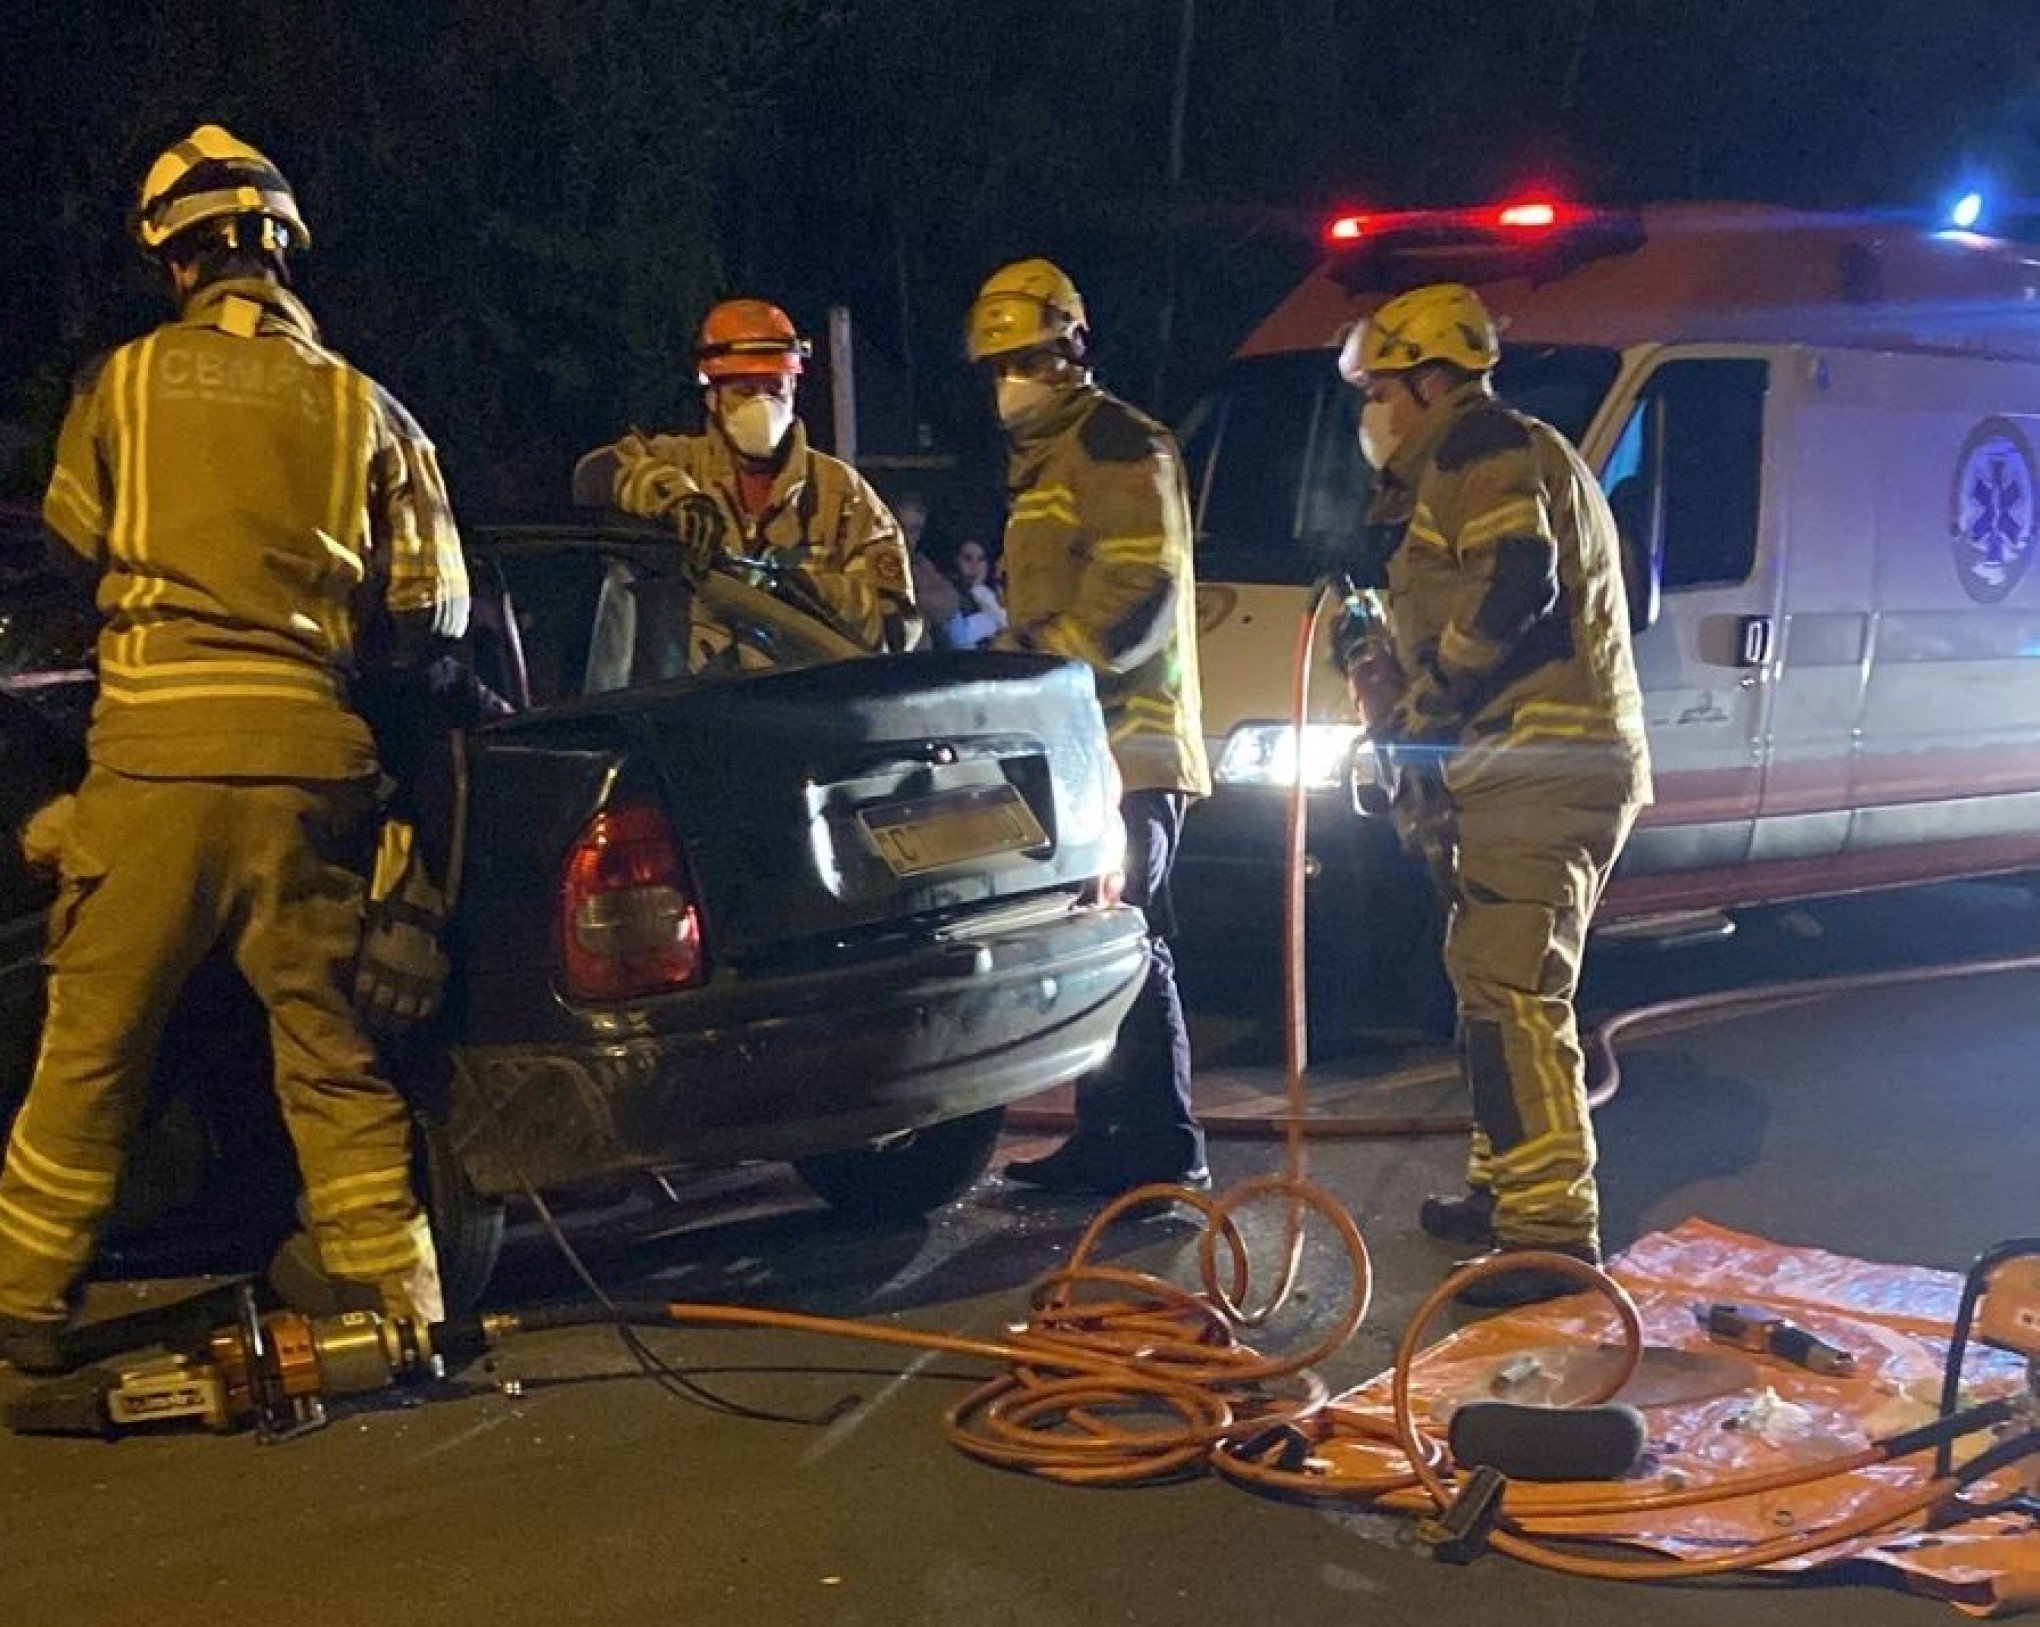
[1593,349,1780,876]
[1750,349,1864,862]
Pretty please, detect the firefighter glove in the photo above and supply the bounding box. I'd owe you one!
[19,794,75,877]
[1384,651,1458,743]
[1328,599,1375,677]
[353,821,450,1043]
[670,493,728,587]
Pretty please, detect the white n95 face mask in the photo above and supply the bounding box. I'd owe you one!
[1357,399,1403,470]
[722,396,793,460]
[995,375,1059,432]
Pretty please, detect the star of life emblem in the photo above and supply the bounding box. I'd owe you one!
[1949,417,2036,604]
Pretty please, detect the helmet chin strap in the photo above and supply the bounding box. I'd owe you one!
[1405,365,1443,412]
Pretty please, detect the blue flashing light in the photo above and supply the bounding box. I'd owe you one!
[1951,191,1985,231]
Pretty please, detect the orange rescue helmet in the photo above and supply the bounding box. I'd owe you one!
[695,299,813,385]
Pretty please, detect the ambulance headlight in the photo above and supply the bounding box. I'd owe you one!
[1214,723,1366,791]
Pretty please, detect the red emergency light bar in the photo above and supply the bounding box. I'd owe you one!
[1324,198,1587,247]
[1320,198,1643,292]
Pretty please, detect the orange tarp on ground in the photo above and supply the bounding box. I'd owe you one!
[1322,1219,2037,1616]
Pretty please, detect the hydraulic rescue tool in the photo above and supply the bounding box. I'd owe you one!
[6,1284,487,1442]
[1694,1301,1858,1377]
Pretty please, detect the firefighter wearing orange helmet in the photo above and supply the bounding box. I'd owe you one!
[574,299,916,653]
[1333,282,1651,1308]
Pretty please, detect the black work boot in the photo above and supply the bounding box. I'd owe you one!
[1418,1187,1497,1247]
[1453,1240,1603,1310]
[1099,1124,1210,1196]
[1005,1129,1210,1198]
[1003,1133,1118,1195]
[0,1313,76,1376]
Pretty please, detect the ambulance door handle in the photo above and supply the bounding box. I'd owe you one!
[1736,615,1773,669]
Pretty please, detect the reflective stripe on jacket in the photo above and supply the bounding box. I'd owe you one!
[1373,380,1651,802]
[578,420,914,651]
[41,278,470,781]
[1000,385,1210,797]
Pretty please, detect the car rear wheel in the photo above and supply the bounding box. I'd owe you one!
[415,1114,506,1317]
[793,1107,1005,1221]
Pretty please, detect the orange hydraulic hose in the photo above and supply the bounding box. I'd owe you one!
[551,593,2035,1583]
[627,1173,1371,1486]
[625,1225,2023,1570]
[1279,583,1324,1143]
[570,596,1377,1485]
[1371,1254,2026,1580]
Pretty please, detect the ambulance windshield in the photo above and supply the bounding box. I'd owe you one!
[1184,345,1620,584]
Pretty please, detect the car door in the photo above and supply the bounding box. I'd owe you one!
[0,690,83,1120]
[0,562,96,1124]
[1593,349,1779,878]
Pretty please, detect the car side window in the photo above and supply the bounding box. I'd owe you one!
[483,544,856,707]
[1601,358,1768,590]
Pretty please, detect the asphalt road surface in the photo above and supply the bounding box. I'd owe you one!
[3,879,2035,1626]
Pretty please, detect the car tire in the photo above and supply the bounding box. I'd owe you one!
[414,1113,506,1318]
[792,1107,1005,1221]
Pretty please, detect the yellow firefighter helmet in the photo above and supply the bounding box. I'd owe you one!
[1337,282,1500,383]
[132,124,310,255]
[965,258,1089,363]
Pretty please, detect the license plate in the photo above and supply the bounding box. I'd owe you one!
[859,783,1048,877]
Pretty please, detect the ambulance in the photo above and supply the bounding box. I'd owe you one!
[1174,199,2040,1031]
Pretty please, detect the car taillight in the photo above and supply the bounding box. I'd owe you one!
[558,800,705,1000]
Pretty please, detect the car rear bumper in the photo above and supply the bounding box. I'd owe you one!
[443,901,1148,1195]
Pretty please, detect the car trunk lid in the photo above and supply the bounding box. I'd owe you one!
[624,651,1118,965]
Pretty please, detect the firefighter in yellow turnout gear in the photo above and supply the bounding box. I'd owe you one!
[1335,283,1651,1307]
[968,259,1213,1196]
[573,299,915,656]
[0,126,468,1371]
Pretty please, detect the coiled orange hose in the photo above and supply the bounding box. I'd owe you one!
[596,592,2031,1584]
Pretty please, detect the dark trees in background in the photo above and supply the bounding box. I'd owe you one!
[3,0,2034,516]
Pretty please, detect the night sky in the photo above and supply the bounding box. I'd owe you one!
[2,0,2034,522]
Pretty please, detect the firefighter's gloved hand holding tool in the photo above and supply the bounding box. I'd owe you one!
[1385,649,1461,745]
[19,794,75,876]
[1327,580,1382,685]
[1330,582,1402,720]
[353,817,449,1041]
[670,492,727,587]
[1330,581,1404,815]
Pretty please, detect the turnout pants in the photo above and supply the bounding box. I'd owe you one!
[1074,790,1204,1171]
[0,767,439,1323]
[1439,782,1638,1248]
